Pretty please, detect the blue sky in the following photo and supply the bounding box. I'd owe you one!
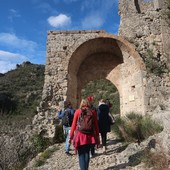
[0,0,120,73]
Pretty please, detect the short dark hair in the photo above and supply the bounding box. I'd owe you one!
[65,101,71,108]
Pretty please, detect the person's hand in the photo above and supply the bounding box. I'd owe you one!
[96,144,102,148]
[96,136,100,145]
[68,138,72,144]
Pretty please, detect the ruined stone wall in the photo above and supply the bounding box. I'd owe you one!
[32,0,170,139]
[32,30,146,138]
[119,0,170,113]
[42,30,106,106]
[34,31,105,137]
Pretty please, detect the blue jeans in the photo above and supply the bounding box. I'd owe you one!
[78,144,91,170]
[64,126,70,152]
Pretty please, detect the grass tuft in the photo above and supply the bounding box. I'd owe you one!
[112,112,163,144]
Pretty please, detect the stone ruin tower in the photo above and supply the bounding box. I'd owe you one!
[33,0,170,138]
[119,0,170,110]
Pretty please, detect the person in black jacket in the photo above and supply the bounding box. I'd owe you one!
[97,99,111,154]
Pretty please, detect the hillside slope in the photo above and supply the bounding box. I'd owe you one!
[0,61,45,133]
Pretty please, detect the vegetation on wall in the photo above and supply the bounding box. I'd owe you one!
[166,0,170,26]
[162,0,170,26]
[145,49,169,76]
[81,79,120,114]
[167,0,170,19]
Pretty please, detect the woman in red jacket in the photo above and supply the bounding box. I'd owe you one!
[69,98,100,170]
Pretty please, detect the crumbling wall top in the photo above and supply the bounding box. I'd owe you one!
[48,30,106,35]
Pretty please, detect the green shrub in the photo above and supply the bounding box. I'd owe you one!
[10,163,25,170]
[112,112,163,144]
[167,0,170,19]
[40,146,58,160]
[145,49,166,76]
[140,117,163,139]
[161,0,170,26]
[34,146,58,167]
[111,117,125,140]
[34,158,45,167]
[81,79,120,114]
[53,125,65,143]
[0,63,44,117]
[31,133,51,153]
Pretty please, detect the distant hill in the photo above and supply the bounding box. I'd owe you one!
[0,61,45,132]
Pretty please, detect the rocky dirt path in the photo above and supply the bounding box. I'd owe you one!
[24,132,145,170]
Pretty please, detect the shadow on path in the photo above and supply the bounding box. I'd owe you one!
[107,139,123,145]
[104,162,129,170]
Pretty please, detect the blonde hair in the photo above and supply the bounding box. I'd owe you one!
[79,99,90,109]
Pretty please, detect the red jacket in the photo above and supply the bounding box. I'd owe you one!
[70,107,100,150]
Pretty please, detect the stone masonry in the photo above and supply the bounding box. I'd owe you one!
[119,0,170,112]
[33,30,146,138]
[32,0,170,139]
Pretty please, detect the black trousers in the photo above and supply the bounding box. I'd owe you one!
[100,132,107,146]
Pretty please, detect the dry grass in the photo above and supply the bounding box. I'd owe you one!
[112,112,163,144]
[143,151,169,170]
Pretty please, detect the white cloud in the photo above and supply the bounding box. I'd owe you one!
[8,9,21,22]
[47,14,71,28]
[0,50,28,62]
[0,33,45,73]
[0,50,28,73]
[0,33,38,52]
[82,15,104,29]
[0,61,16,73]
[81,0,117,29]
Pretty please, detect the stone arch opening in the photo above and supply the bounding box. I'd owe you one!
[81,78,120,115]
[67,37,123,106]
[67,34,146,116]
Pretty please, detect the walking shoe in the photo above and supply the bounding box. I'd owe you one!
[65,151,71,155]
[90,153,97,158]
[103,146,106,154]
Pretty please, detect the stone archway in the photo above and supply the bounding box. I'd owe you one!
[43,30,146,116]
[67,33,146,116]
[36,30,147,138]
[67,37,123,105]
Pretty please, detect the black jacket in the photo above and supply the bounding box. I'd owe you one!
[97,103,111,133]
